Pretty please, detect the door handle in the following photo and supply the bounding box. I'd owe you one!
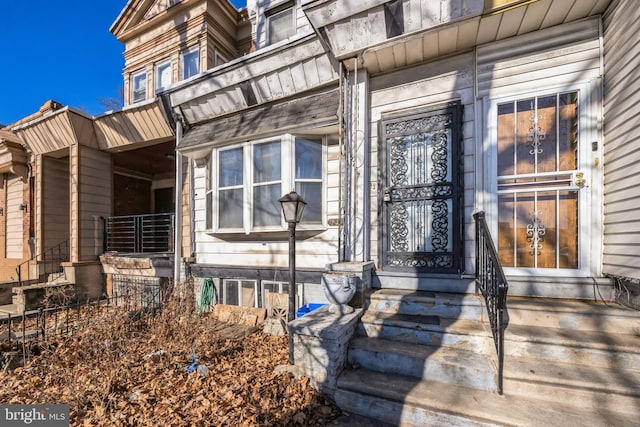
[383,187,391,202]
[575,172,586,188]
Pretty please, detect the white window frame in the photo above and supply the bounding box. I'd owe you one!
[261,280,304,310]
[210,133,326,234]
[131,70,147,103]
[220,279,259,307]
[266,3,295,45]
[214,50,228,67]
[181,46,200,80]
[155,59,172,92]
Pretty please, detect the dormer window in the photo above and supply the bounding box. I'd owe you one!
[155,60,172,92]
[181,46,200,80]
[131,70,147,103]
[267,3,295,45]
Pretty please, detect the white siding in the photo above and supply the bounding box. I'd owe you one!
[602,0,640,280]
[370,53,476,273]
[476,17,602,99]
[5,175,23,259]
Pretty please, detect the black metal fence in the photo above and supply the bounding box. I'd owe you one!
[474,211,509,395]
[103,213,174,254]
[0,287,169,355]
[16,240,69,287]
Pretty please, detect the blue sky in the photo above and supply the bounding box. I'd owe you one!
[0,0,246,126]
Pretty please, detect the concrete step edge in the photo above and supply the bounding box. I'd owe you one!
[360,312,492,336]
[336,368,639,426]
[505,324,640,354]
[503,356,640,397]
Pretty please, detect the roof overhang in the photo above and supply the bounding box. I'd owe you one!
[164,32,340,127]
[303,0,612,73]
[178,87,340,159]
[0,131,28,175]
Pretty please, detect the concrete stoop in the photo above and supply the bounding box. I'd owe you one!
[336,368,639,427]
[335,289,640,426]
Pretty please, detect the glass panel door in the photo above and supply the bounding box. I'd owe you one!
[496,92,583,270]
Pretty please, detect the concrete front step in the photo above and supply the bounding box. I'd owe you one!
[506,323,640,371]
[347,336,497,392]
[368,289,485,321]
[504,355,640,415]
[336,368,639,427]
[507,297,640,336]
[359,311,494,352]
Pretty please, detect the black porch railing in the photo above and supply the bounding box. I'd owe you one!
[16,240,69,287]
[474,211,509,395]
[103,213,175,254]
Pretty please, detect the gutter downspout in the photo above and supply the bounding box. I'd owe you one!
[173,118,183,285]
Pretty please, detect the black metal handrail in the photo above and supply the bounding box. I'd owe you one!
[16,240,69,287]
[103,213,175,254]
[474,211,509,395]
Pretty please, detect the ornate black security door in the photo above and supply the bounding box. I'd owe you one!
[380,102,463,273]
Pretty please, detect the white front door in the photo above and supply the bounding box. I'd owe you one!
[487,85,597,277]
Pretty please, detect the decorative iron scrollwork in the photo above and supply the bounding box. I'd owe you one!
[386,253,453,268]
[528,111,546,155]
[389,203,409,252]
[430,131,449,183]
[387,184,452,201]
[431,200,449,251]
[385,114,452,137]
[526,211,546,255]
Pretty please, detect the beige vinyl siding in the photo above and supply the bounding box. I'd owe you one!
[602,0,640,280]
[5,175,24,259]
[41,156,70,253]
[73,146,112,261]
[476,17,602,99]
[190,140,340,269]
[370,53,476,272]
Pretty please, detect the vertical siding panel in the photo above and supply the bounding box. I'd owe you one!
[42,156,70,253]
[77,146,112,261]
[5,175,24,259]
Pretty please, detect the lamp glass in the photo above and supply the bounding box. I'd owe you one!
[278,191,306,224]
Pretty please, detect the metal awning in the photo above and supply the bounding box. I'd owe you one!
[178,87,339,157]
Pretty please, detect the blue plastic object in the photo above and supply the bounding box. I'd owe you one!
[296,303,326,318]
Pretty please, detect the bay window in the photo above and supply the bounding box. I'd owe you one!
[210,134,324,232]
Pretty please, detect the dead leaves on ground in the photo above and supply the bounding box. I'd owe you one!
[0,287,341,426]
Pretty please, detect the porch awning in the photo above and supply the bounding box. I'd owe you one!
[177,87,339,157]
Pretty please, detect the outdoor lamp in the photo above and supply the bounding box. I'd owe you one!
[279,190,306,224]
[278,190,306,364]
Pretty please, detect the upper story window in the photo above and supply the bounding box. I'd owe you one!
[131,70,147,103]
[155,60,172,92]
[267,3,295,45]
[207,134,324,233]
[181,46,200,80]
[214,50,229,67]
